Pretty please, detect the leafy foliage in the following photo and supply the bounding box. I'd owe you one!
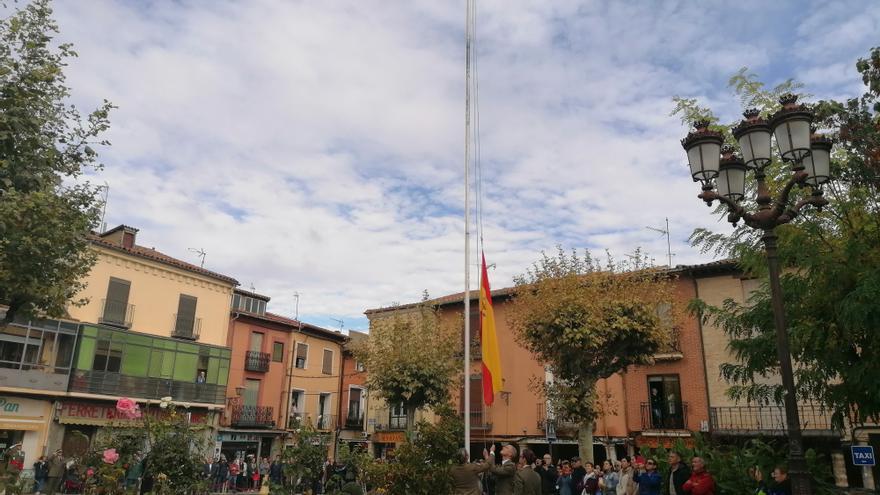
[278,422,329,494]
[508,248,679,456]
[0,0,113,322]
[358,303,460,430]
[640,435,834,495]
[679,47,880,427]
[363,406,463,495]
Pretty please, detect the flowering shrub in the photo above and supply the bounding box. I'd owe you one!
[114,398,141,420]
[102,449,120,464]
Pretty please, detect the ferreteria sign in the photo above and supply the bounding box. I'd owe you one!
[58,402,208,426]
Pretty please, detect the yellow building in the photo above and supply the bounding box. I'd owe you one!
[67,225,237,346]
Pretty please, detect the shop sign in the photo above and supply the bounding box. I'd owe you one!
[0,397,47,417]
[218,433,261,442]
[59,402,207,425]
[372,431,405,444]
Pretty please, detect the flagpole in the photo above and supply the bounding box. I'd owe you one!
[463,0,473,455]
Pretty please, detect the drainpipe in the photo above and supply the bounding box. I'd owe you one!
[334,342,346,459]
[691,273,714,435]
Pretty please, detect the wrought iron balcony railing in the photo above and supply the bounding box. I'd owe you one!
[344,412,364,430]
[99,299,135,328]
[171,314,201,340]
[231,405,275,428]
[287,413,335,431]
[244,351,271,372]
[536,403,579,433]
[461,409,492,430]
[709,405,836,435]
[640,401,689,430]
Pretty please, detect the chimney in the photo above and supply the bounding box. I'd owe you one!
[99,225,139,249]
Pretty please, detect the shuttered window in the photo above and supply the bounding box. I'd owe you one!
[322,349,333,375]
[272,342,284,362]
[175,294,198,336]
[295,343,308,369]
[103,278,131,325]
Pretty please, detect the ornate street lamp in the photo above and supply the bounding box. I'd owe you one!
[681,94,832,495]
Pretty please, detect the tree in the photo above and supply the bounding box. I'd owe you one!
[357,302,460,434]
[680,47,880,427]
[279,423,329,494]
[508,248,679,461]
[0,0,113,323]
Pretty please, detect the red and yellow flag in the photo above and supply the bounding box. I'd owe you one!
[480,252,502,406]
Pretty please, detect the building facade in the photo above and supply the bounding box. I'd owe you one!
[337,330,369,453]
[219,289,294,462]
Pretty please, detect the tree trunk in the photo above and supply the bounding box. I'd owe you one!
[405,406,417,439]
[578,423,594,463]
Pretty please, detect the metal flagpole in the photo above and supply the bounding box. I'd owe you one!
[463,0,473,455]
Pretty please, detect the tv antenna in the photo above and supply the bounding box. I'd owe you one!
[645,218,674,267]
[187,248,207,268]
[293,292,300,320]
[99,182,110,233]
[329,318,344,332]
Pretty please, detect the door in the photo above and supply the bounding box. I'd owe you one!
[318,393,331,429]
[243,379,260,407]
[647,375,683,428]
[249,333,264,353]
[348,388,363,425]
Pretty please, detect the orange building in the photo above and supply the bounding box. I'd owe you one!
[337,330,369,451]
[365,267,710,462]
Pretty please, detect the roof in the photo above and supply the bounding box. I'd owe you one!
[88,234,239,286]
[234,288,271,301]
[364,259,739,316]
[263,312,348,343]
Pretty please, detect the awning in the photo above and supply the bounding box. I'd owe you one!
[218,428,287,435]
[0,421,44,432]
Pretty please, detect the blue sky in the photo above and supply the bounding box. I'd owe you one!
[43,0,878,330]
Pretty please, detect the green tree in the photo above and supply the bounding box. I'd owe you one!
[358,302,460,434]
[0,0,113,323]
[681,48,880,427]
[508,248,679,461]
[278,423,328,494]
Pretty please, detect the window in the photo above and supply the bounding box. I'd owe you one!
[174,294,198,336]
[290,390,304,418]
[459,373,484,425]
[348,388,363,419]
[233,294,267,315]
[93,339,122,372]
[272,342,284,362]
[318,393,332,429]
[322,349,333,375]
[295,343,308,369]
[232,294,241,311]
[647,375,684,429]
[390,403,407,430]
[355,360,365,372]
[102,278,131,326]
[243,378,261,407]
[249,332,264,352]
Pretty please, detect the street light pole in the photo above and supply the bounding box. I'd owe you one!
[681,94,834,495]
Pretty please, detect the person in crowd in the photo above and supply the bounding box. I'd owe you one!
[572,457,587,486]
[228,457,241,493]
[450,448,491,495]
[125,452,144,491]
[617,457,637,495]
[259,457,270,488]
[33,455,49,494]
[514,448,542,495]
[580,462,599,495]
[753,465,791,495]
[633,458,662,495]
[682,457,714,495]
[269,455,283,487]
[556,461,575,495]
[599,460,619,495]
[215,456,229,493]
[665,451,690,495]
[486,444,518,495]
[45,450,65,495]
[202,457,216,483]
[0,442,24,492]
[536,453,558,495]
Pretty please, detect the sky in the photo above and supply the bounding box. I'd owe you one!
[40,0,879,330]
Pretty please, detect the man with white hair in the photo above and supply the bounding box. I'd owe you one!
[451,448,493,495]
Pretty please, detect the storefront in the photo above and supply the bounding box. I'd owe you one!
[371,431,405,459]
[56,401,210,456]
[0,396,53,474]
[218,430,284,462]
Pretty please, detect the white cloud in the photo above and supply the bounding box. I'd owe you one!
[44,0,874,328]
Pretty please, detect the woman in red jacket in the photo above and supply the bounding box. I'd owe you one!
[682,457,715,495]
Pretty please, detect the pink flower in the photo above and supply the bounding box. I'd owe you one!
[86,467,95,477]
[102,448,119,464]
[115,398,141,419]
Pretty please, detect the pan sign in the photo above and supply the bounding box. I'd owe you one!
[851,446,875,466]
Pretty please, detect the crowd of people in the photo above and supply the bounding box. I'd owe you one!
[452,446,794,495]
[202,454,281,493]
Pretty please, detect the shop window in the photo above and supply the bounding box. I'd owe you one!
[272,342,284,362]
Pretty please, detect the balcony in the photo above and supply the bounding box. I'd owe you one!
[171,314,201,340]
[0,319,78,392]
[244,351,270,372]
[640,402,689,431]
[99,299,135,328]
[344,412,364,430]
[287,413,336,431]
[70,369,225,405]
[231,405,275,428]
[460,409,492,430]
[709,405,837,437]
[536,403,580,434]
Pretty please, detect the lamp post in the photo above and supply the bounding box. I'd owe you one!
[681,94,832,495]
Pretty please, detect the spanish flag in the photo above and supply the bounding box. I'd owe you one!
[480,252,502,406]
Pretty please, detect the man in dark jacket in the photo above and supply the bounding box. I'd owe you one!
[269,456,283,486]
[515,449,543,495]
[487,444,518,495]
[536,453,558,495]
[45,450,65,495]
[665,451,690,495]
